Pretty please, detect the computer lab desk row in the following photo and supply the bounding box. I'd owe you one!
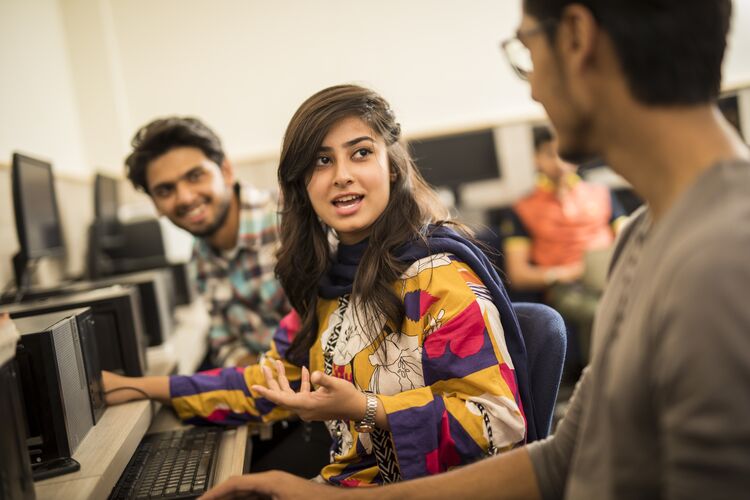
[34,300,253,500]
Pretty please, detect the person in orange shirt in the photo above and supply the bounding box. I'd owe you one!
[503,126,624,291]
[502,125,625,373]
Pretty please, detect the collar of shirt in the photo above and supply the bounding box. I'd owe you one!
[536,172,581,194]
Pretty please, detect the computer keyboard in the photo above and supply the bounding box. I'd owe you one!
[109,427,223,500]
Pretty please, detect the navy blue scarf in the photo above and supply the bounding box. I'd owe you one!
[318,225,538,443]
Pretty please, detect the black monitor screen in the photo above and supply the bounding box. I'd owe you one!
[719,93,744,138]
[94,173,119,221]
[12,153,65,259]
[409,129,501,189]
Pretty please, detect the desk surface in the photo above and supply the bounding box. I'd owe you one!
[34,403,249,500]
[34,300,247,500]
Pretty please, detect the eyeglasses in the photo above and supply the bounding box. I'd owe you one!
[500,21,556,81]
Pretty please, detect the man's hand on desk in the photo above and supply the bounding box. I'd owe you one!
[198,471,344,500]
[101,370,171,405]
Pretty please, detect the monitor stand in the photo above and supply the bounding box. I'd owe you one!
[11,252,30,300]
[3,254,78,305]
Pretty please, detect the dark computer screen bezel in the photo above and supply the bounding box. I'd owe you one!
[94,173,120,221]
[409,128,502,190]
[11,152,67,260]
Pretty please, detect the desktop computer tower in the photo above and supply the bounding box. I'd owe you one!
[0,358,36,500]
[49,307,105,424]
[14,310,95,467]
[3,285,148,376]
[97,269,174,347]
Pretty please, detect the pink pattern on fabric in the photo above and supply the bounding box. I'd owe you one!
[419,291,439,318]
[499,363,518,398]
[500,363,527,436]
[204,408,232,423]
[438,410,462,470]
[425,410,462,474]
[424,301,485,359]
[425,449,440,474]
[198,368,224,377]
[279,310,301,342]
[339,478,365,487]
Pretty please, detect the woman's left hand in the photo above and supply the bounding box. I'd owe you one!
[251,361,366,422]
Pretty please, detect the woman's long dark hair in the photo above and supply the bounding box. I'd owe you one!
[277,84,456,365]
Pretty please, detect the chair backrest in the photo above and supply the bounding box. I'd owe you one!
[513,302,567,438]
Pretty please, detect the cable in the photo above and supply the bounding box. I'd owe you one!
[105,386,156,420]
[104,385,151,400]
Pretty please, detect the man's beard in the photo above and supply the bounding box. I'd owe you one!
[186,195,232,238]
[557,117,598,166]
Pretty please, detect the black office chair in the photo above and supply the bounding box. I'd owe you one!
[513,302,567,438]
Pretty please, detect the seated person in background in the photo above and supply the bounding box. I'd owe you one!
[125,117,290,367]
[104,84,534,486]
[503,125,625,292]
[502,125,625,368]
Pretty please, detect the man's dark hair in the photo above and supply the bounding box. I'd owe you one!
[523,0,732,105]
[124,117,225,193]
[533,125,555,151]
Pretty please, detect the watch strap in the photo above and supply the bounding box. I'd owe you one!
[355,392,378,433]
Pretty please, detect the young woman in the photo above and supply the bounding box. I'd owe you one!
[104,84,535,486]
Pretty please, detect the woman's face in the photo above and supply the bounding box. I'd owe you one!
[306,116,392,245]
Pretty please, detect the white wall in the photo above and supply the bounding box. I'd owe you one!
[3,0,749,176]
[0,0,87,177]
[726,0,750,87]
[106,0,539,164]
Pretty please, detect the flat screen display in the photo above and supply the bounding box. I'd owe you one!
[12,153,65,259]
[94,174,119,221]
[409,128,501,189]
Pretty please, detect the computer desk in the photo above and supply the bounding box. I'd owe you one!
[33,299,253,500]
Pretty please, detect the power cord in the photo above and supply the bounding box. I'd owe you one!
[104,386,157,420]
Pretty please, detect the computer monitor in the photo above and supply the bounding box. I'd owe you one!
[11,153,66,292]
[409,128,501,205]
[94,173,120,223]
[87,174,123,280]
[91,269,174,347]
[719,93,744,138]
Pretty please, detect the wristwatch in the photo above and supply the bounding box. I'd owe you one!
[354,392,378,433]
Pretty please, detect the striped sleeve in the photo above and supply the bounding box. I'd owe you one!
[170,310,304,425]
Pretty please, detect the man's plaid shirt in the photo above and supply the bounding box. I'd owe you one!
[192,183,290,366]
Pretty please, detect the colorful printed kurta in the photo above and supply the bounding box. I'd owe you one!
[171,253,526,485]
[192,182,289,365]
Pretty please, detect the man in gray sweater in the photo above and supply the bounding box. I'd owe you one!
[201,0,750,499]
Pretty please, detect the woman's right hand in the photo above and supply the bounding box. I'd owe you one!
[101,370,170,405]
